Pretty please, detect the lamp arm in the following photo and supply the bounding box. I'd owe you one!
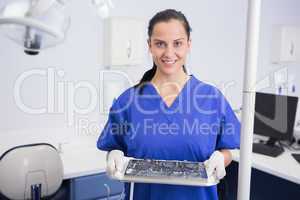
[28,0,62,17]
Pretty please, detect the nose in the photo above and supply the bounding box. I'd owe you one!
[163,46,176,57]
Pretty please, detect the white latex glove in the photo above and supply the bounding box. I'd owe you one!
[204,151,226,180]
[106,150,131,180]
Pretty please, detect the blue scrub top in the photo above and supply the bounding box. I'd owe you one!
[97,75,240,200]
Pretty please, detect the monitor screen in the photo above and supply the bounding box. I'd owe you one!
[254,92,298,141]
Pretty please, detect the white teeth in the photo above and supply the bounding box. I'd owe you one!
[163,60,176,64]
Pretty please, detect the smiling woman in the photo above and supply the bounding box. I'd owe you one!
[135,9,191,94]
[136,9,192,108]
[148,19,191,76]
[97,9,240,200]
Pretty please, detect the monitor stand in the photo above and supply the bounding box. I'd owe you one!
[252,138,284,157]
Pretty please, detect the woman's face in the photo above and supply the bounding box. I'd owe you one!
[148,19,191,76]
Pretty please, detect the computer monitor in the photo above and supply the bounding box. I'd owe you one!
[253,92,298,157]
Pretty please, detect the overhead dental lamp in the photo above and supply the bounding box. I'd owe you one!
[0,0,70,55]
[92,0,114,19]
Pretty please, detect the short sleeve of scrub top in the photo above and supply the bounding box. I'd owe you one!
[215,93,240,150]
[97,75,240,200]
[97,98,128,152]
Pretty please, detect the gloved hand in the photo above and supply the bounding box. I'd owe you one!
[204,150,226,180]
[106,150,132,179]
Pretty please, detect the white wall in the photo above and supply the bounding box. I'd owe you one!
[257,0,300,92]
[257,0,300,122]
[0,2,103,132]
[0,0,299,135]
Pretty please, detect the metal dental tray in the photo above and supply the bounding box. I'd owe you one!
[118,158,219,186]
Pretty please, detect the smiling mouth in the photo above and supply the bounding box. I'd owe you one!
[162,59,177,65]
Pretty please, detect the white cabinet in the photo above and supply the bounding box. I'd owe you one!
[271,26,299,63]
[104,17,145,67]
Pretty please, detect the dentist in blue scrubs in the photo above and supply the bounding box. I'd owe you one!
[97,9,240,200]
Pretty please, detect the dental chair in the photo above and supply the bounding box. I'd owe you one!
[0,143,63,200]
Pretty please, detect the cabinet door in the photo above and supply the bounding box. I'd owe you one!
[127,19,144,66]
[280,27,298,62]
[109,19,130,65]
[104,17,145,66]
[70,173,124,200]
[271,26,299,63]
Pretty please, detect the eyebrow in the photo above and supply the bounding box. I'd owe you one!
[174,38,185,41]
[152,38,185,42]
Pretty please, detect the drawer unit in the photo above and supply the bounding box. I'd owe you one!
[70,173,124,200]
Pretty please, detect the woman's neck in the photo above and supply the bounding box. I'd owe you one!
[151,68,189,87]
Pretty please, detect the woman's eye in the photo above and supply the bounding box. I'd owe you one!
[174,41,182,47]
[155,42,166,48]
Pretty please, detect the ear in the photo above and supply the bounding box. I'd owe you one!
[187,38,192,52]
[147,39,153,54]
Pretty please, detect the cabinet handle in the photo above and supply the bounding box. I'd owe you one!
[290,41,294,56]
[103,183,111,199]
[119,187,126,200]
[127,40,132,58]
